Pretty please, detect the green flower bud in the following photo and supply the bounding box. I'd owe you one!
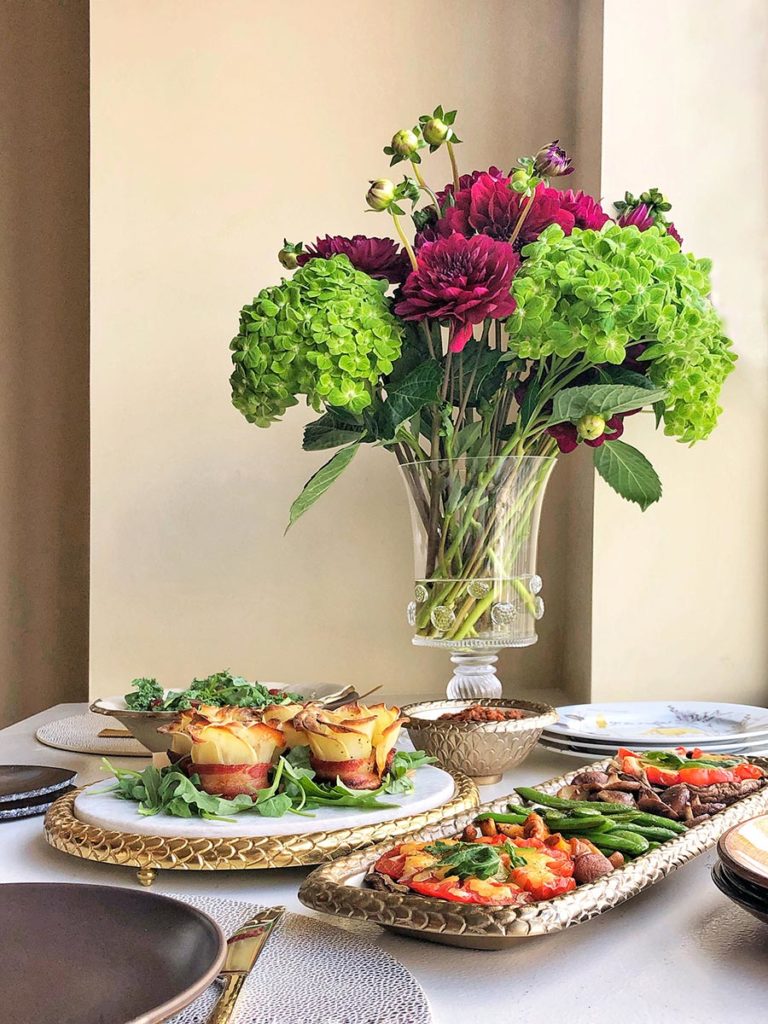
[577,413,606,441]
[278,249,298,270]
[366,178,396,212]
[423,117,449,146]
[277,239,303,270]
[391,129,419,158]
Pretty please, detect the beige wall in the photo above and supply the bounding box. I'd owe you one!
[0,0,89,726]
[594,0,768,703]
[90,0,597,699]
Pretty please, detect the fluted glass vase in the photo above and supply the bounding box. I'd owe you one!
[400,455,556,699]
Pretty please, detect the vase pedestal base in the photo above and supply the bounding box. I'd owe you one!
[446,652,502,700]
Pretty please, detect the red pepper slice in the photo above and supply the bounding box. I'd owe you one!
[373,850,407,879]
[678,766,733,786]
[407,878,523,906]
[733,763,764,781]
[644,765,681,786]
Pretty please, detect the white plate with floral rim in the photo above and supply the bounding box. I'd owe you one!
[548,701,768,745]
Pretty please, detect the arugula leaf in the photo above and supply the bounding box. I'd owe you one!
[424,840,525,880]
[383,750,436,794]
[101,747,433,821]
[124,678,164,710]
[124,670,302,712]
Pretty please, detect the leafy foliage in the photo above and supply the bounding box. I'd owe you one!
[506,224,736,441]
[287,444,359,530]
[124,671,301,712]
[102,746,433,820]
[124,678,164,710]
[424,839,525,880]
[551,383,666,424]
[593,440,663,510]
[230,255,403,426]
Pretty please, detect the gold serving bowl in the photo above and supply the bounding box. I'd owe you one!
[402,697,557,784]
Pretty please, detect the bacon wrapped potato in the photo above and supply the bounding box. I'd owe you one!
[160,706,285,797]
[292,703,405,789]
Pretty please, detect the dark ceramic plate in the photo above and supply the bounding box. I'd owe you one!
[0,765,76,803]
[712,861,768,926]
[0,883,227,1023]
[0,785,76,821]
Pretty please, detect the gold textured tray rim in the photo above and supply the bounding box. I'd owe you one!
[43,771,479,874]
[298,756,768,942]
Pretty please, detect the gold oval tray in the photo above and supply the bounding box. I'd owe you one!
[299,756,768,950]
[43,772,479,886]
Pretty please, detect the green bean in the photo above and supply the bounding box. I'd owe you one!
[514,787,635,816]
[611,822,678,842]
[628,812,686,834]
[543,814,613,833]
[593,830,650,855]
[474,812,527,825]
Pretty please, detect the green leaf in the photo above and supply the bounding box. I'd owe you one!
[551,384,666,423]
[593,441,662,511]
[518,378,542,428]
[373,360,441,440]
[286,445,359,530]
[448,343,505,408]
[303,412,365,451]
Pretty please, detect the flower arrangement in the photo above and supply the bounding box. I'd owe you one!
[229,105,735,649]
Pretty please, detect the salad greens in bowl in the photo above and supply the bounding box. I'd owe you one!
[90,670,352,752]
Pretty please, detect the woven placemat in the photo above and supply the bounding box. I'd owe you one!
[164,893,431,1024]
[36,713,148,757]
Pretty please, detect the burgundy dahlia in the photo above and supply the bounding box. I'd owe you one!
[434,166,506,208]
[511,183,576,246]
[395,233,519,353]
[557,190,612,231]
[297,234,410,284]
[416,176,576,249]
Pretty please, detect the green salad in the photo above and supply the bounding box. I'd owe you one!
[103,748,434,821]
[124,670,302,711]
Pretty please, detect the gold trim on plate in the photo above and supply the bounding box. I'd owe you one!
[298,756,768,949]
[43,773,479,886]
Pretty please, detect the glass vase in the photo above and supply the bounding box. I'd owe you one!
[400,455,556,699]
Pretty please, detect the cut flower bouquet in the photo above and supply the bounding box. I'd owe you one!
[229,105,734,665]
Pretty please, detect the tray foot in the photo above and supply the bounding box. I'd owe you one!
[137,866,157,886]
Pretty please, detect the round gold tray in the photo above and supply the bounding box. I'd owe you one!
[43,774,479,886]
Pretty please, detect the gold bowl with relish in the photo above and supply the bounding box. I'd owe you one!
[402,698,557,784]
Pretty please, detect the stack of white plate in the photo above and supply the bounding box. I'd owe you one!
[540,700,768,759]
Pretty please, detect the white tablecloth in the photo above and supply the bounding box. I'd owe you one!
[4,703,768,1023]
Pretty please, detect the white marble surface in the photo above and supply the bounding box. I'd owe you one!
[74,763,456,837]
[4,703,768,1024]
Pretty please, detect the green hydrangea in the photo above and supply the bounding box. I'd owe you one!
[506,224,736,442]
[230,255,403,426]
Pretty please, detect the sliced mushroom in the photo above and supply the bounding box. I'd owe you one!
[637,791,680,819]
[603,779,643,792]
[659,784,690,817]
[597,789,636,806]
[571,770,610,790]
[608,852,625,869]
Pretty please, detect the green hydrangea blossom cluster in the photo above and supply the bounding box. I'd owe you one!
[506,224,736,442]
[230,255,403,426]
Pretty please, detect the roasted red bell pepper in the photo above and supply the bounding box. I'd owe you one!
[508,841,576,901]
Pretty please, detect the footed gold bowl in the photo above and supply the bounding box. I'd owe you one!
[403,697,557,784]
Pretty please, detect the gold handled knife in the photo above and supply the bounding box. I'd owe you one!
[207,906,285,1024]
